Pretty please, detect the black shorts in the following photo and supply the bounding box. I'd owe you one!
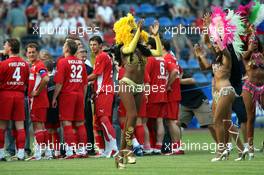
[46,107,59,124]
[232,96,247,125]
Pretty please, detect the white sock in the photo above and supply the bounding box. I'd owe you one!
[65,145,73,156]
[77,146,86,155]
[0,148,5,159]
[45,147,52,158]
[132,138,140,148]
[17,149,25,159]
[34,144,41,159]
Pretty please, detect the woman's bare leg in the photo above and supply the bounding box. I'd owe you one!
[214,93,234,157]
[242,90,255,154]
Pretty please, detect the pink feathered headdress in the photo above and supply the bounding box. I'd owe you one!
[236,1,254,19]
[209,6,236,50]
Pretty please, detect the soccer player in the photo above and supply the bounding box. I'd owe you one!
[143,37,178,154]
[26,43,50,160]
[0,39,30,161]
[44,59,61,159]
[163,40,184,155]
[87,36,118,157]
[52,39,88,159]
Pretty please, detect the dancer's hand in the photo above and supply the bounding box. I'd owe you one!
[203,12,211,27]
[137,19,144,31]
[194,44,203,58]
[150,21,159,36]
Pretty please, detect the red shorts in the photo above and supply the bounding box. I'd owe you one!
[0,91,25,121]
[95,93,114,117]
[31,108,47,122]
[146,102,167,118]
[166,101,180,120]
[118,95,147,118]
[59,93,84,121]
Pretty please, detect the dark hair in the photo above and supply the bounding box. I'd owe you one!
[65,40,78,55]
[65,35,80,42]
[162,39,171,51]
[104,44,123,66]
[137,43,152,57]
[44,59,55,72]
[26,42,39,52]
[227,44,243,94]
[89,35,103,45]
[147,37,156,49]
[5,38,20,54]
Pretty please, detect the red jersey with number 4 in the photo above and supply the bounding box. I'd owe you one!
[0,56,29,92]
[54,56,87,95]
[28,60,49,108]
[93,51,114,94]
[164,53,182,102]
[145,56,176,103]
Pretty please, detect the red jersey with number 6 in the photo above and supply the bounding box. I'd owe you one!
[28,60,49,109]
[0,56,29,92]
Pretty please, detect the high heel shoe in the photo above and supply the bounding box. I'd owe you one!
[211,150,229,162]
[115,155,126,169]
[235,147,248,161]
[123,149,136,164]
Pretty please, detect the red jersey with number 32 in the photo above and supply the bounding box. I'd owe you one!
[54,56,87,95]
[145,56,175,103]
[0,56,29,92]
[28,60,49,108]
[93,51,114,94]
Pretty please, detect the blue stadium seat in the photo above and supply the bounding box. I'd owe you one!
[206,72,212,82]
[162,32,172,40]
[193,72,208,84]
[143,17,155,27]
[188,59,199,69]
[178,59,188,69]
[172,17,183,26]
[158,17,172,27]
[117,4,130,14]
[136,3,155,14]
[135,16,140,23]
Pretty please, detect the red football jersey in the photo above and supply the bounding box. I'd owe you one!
[0,56,29,92]
[54,55,87,95]
[145,56,175,103]
[164,53,182,102]
[28,60,49,109]
[118,66,125,81]
[93,51,114,94]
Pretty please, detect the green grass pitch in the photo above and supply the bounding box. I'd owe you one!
[1,129,264,175]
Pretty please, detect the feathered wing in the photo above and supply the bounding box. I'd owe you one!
[226,10,245,56]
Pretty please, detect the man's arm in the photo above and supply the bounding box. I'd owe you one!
[180,78,196,85]
[87,73,98,82]
[31,75,49,96]
[52,83,63,108]
[167,69,177,90]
